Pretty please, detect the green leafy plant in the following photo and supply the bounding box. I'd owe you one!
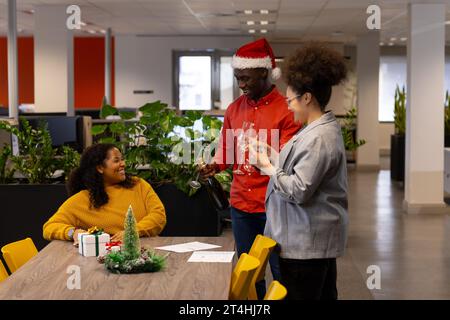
[394,85,406,135]
[0,144,15,184]
[0,118,80,184]
[56,146,81,181]
[92,101,227,196]
[445,91,450,136]
[214,168,232,194]
[341,106,366,151]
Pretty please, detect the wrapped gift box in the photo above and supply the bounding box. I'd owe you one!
[78,232,110,257]
[106,241,122,253]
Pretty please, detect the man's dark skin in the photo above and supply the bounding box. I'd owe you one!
[200,68,274,178]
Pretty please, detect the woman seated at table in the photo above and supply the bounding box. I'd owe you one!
[249,43,348,300]
[43,143,166,244]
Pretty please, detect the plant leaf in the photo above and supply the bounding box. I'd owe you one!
[139,101,166,114]
[185,110,202,121]
[110,122,127,134]
[100,104,118,119]
[92,124,107,136]
[119,110,136,120]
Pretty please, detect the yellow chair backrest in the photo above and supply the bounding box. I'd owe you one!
[1,238,38,273]
[0,260,9,283]
[264,280,287,300]
[247,234,277,300]
[229,253,260,300]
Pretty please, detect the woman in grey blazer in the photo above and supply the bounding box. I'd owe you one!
[249,43,348,300]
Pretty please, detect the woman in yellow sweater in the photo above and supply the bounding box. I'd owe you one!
[43,143,166,244]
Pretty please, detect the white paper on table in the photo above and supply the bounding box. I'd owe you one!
[155,241,222,253]
[187,251,235,263]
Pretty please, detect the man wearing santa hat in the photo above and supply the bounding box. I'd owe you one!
[201,38,301,299]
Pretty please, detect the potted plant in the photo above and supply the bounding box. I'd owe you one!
[341,106,366,163]
[445,90,450,147]
[0,119,80,250]
[92,101,231,236]
[390,85,406,182]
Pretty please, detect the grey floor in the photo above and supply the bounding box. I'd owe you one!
[225,156,450,300]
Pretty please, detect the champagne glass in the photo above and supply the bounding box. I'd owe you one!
[243,125,257,174]
[188,171,201,189]
[189,157,205,189]
[233,121,256,175]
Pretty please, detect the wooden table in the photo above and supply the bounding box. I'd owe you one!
[0,237,235,300]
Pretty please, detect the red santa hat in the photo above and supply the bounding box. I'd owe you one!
[232,38,281,81]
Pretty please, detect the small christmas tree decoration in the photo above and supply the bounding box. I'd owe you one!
[123,205,140,260]
[99,205,167,274]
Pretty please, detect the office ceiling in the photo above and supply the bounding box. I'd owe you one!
[0,0,450,45]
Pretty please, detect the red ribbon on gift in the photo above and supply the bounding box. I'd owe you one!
[105,241,122,250]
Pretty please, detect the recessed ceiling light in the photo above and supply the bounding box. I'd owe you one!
[244,10,253,15]
[445,21,450,25]
[380,42,384,46]
[400,37,407,41]
[100,29,106,34]
[388,42,394,46]
[390,37,397,41]
[261,29,267,34]
[249,29,256,34]
[260,21,269,25]
[247,21,255,25]
[260,9,269,14]
[88,30,96,34]
[196,13,234,18]
[331,31,344,36]
[18,28,24,33]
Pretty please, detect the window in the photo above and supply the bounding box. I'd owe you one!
[379,56,406,122]
[179,56,212,110]
[174,50,239,111]
[379,55,450,122]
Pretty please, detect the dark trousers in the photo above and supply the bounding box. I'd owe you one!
[230,206,281,299]
[279,257,338,300]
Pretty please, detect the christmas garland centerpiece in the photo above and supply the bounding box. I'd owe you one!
[98,205,167,274]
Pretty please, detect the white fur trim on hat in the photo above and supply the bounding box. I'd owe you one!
[271,67,281,81]
[232,55,272,70]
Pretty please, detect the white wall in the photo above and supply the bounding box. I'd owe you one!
[272,42,350,115]
[34,6,74,113]
[356,32,380,167]
[379,122,395,152]
[115,36,251,108]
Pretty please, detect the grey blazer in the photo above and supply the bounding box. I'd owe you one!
[264,111,348,259]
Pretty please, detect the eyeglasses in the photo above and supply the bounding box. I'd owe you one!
[285,94,302,106]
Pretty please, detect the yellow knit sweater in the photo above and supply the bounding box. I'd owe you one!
[43,178,166,241]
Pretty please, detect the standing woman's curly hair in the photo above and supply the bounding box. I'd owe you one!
[67,143,136,209]
[283,42,348,110]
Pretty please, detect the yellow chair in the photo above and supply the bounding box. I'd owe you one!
[1,238,38,273]
[0,260,9,283]
[264,280,287,300]
[247,234,277,300]
[229,253,260,300]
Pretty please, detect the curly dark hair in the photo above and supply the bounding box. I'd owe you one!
[283,42,348,109]
[67,143,136,209]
